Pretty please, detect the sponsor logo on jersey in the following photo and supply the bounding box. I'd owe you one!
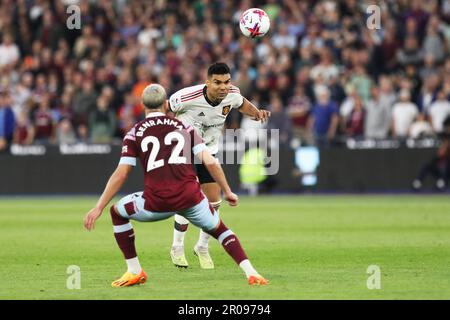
[222,105,231,116]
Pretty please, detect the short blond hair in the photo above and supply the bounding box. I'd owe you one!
[142,84,166,109]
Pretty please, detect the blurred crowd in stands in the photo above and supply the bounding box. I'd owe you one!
[1,0,450,152]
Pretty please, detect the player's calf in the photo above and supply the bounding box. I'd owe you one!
[171,214,189,268]
[111,206,143,276]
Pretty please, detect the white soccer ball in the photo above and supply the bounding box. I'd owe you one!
[239,8,270,38]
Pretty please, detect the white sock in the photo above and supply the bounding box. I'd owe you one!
[126,257,142,275]
[196,229,211,248]
[239,259,258,278]
[173,214,189,247]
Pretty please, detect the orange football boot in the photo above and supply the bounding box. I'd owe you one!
[248,274,269,285]
[111,270,148,287]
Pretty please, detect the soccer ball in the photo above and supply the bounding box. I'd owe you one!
[239,8,270,38]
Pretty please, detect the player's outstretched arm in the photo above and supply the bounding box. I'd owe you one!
[238,97,271,123]
[83,164,132,231]
[196,150,238,206]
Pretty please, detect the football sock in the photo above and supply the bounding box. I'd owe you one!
[125,257,142,275]
[208,220,248,266]
[197,229,211,248]
[111,206,138,260]
[239,259,259,278]
[173,214,189,247]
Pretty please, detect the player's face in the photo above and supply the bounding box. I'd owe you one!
[206,74,231,102]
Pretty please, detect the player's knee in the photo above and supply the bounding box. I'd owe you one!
[110,205,127,225]
[207,219,229,239]
[174,221,189,232]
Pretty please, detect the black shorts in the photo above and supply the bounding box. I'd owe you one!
[195,154,217,184]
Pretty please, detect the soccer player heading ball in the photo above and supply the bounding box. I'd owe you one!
[168,62,271,269]
[83,83,268,287]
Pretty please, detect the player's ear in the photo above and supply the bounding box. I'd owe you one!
[163,100,169,114]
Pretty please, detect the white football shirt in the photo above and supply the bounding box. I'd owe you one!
[169,84,244,154]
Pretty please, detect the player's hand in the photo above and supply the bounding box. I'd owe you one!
[84,207,103,231]
[224,192,239,207]
[253,110,271,123]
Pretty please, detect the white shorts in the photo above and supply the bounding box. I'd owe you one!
[115,192,220,231]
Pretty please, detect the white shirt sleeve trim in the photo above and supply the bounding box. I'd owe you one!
[192,143,207,156]
[119,157,136,166]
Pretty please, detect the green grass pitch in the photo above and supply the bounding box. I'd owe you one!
[0,195,449,300]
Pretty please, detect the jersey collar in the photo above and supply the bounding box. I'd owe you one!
[145,112,165,118]
[203,86,221,107]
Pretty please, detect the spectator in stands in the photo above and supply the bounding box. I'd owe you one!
[400,64,421,105]
[0,91,16,152]
[422,15,447,64]
[117,92,139,137]
[73,79,97,135]
[55,118,77,145]
[88,95,116,143]
[364,86,392,140]
[419,54,438,81]
[391,89,419,139]
[378,75,397,110]
[36,10,64,52]
[11,72,34,117]
[272,24,297,51]
[402,0,429,42]
[0,33,20,70]
[73,24,102,59]
[131,65,152,115]
[380,21,401,73]
[300,22,324,52]
[287,86,312,146]
[345,95,365,138]
[310,48,339,85]
[417,74,440,113]
[428,90,450,134]
[33,94,56,144]
[308,85,339,146]
[397,36,423,67]
[13,110,35,145]
[267,94,292,146]
[328,74,346,107]
[348,64,373,104]
[409,113,434,139]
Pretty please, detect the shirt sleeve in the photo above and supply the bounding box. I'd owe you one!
[187,125,207,155]
[168,90,185,113]
[119,127,138,166]
[230,85,244,108]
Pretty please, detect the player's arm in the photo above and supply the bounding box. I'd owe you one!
[84,127,137,231]
[84,164,132,230]
[238,97,271,123]
[168,90,187,116]
[196,150,238,206]
[166,99,176,118]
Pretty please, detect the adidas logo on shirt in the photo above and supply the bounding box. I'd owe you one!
[198,112,206,117]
